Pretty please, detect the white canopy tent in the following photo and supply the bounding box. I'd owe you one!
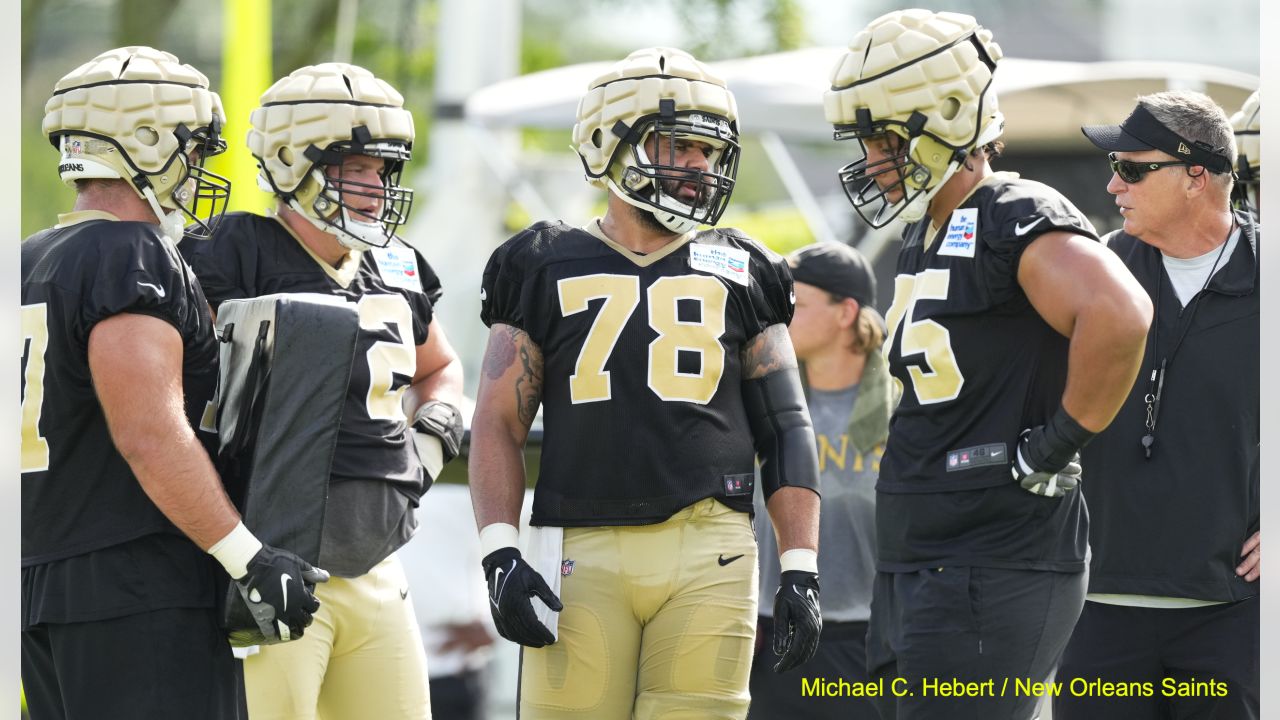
[466,47,1258,146]
[462,48,1257,253]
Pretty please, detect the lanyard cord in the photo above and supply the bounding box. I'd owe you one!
[1141,222,1234,458]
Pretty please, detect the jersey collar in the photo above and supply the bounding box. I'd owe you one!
[924,172,1019,251]
[583,218,695,268]
[55,209,121,228]
[268,210,363,288]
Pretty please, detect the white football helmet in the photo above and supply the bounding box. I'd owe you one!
[1230,90,1259,214]
[248,63,415,250]
[573,47,740,234]
[43,46,230,241]
[824,10,1005,228]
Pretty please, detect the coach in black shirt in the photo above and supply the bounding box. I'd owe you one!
[1057,91,1259,720]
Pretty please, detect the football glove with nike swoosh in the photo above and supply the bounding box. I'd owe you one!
[231,544,329,645]
[772,570,822,673]
[482,547,563,648]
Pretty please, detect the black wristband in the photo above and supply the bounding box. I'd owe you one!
[1037,406,1096,469]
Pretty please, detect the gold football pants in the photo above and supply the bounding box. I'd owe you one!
[520,498,759,720]
[243,553,432,720]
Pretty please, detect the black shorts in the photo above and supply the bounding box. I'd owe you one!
[22,606,244,720]
[1054,598,1259,720]
[866,566,1086,720]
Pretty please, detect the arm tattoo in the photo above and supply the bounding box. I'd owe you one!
[481,324,543,427]
[483,325,517,380]
[741,324,798,379]
[513,331,543,426]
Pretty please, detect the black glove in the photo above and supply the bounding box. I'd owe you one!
[1012,428,1083,497]
[1012,409,1094,498]
[231,545,329,644]
[412,400,464,464]
[482,547,563,648]
[772,570,822,673]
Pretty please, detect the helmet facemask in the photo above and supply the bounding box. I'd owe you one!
[834,115,957,228]
[169,121,231,239]
[286,129,414,251]
[607,101,740,234]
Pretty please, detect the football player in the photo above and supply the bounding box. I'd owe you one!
[180,63,465,720]
[824,11,1152,720]
[1230,90,1260,215]
[22,46,324,720]
[469,47,823,719]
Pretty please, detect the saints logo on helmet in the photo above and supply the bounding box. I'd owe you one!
[825,10,1005,228]
[1230,90,1259,214]
[573,47,740,234]
[248,63,415,251]
[43,46,230,241]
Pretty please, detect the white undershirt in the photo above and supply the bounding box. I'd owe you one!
[1161,227,1240,307]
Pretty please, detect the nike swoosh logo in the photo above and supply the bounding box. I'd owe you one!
[137,281,167,298]
[1014,217,1046,236]
[991,449,1003,457]
[281,575,294,612]
[400,588,409,600]
[718,553,745,566]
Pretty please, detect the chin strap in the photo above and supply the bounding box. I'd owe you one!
[895,111,1006,225]
[142,186,186,242]
[605,176,701,235]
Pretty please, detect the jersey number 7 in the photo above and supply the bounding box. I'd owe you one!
[557,274,727,405]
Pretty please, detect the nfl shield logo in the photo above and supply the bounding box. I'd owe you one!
[561,559,575,577]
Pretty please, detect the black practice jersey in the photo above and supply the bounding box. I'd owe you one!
[481,220,794,527]
[876,173,1096,570]
[181,212,440,492]
[21,213,219,565]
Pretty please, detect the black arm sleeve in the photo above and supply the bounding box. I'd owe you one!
[743,367,820,500]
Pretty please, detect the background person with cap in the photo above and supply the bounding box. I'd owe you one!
[748,242,890,720]
[1056,90,1259,720]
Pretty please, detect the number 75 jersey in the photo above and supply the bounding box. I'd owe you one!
[879,173,1098,494]
[481,220,794,528]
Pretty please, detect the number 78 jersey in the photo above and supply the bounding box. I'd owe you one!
[879,174,1098,494]
[481,220,794,527]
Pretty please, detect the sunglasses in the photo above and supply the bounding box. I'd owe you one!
[1108,153,1189,184]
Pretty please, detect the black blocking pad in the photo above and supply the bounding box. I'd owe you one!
[214,293,359,644]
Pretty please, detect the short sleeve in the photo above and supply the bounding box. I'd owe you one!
[980,179,1099,304]
[78,224,200,346]
[414,249,444,306]
[717,229,795,337]
[480,227,538,331]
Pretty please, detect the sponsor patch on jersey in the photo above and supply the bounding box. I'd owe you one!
[723,473,755,496]
[690,243,751,286]
[371,247,423,292]
[938,208,979,258]
[945,443,1008,471]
